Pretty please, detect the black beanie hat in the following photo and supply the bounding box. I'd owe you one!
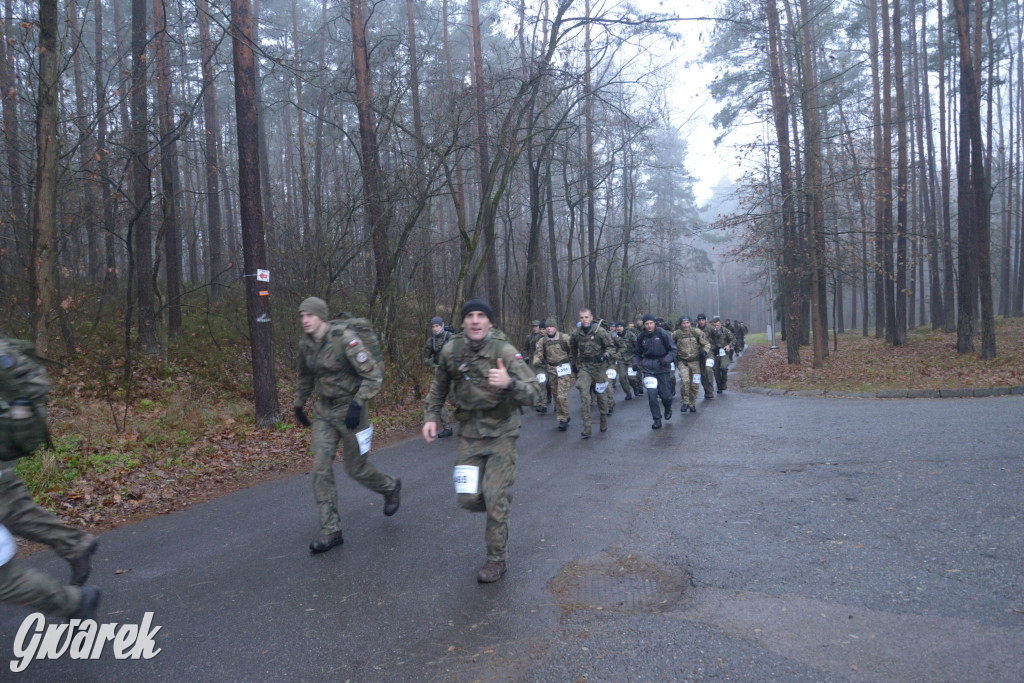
[642,314,655,323]
[460,297,493,322]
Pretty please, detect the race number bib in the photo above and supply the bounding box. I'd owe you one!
[643,376,658,389]
[706,358,715,368]
[595,381,609,393]
[718,348,727,357]
[670,362,675,372]
[536,372,547,383]
[692,374,701,384]
[453,465,480,494]
[556,363,572,377]
[606,368,617,380]
[0,524,14,567]
[627,367,637,377]
[356,425,373,455]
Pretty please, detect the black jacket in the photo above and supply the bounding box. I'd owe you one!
[632,327,677,374]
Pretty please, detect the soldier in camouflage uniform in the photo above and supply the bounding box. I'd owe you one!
[613,322,636,400]
[694,313,716,401]
[706,316,735,393]
[423,298,541,583]
[672,316,710,413]
[533,317,573,430]
[524,321,549,413]
[294,297,401,554]
[1,336,100,620]
[569,309,614,438]
[423,316,454,438]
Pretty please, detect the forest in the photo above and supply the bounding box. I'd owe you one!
[3,0,1021,425]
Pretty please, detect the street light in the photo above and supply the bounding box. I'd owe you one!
[767,259,778,349]
[709,279,719,318]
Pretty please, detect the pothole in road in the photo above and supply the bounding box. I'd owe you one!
[550,552,690,613]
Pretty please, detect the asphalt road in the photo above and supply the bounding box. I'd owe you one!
[2,359,1022,682]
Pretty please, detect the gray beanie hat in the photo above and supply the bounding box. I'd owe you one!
[298,297,329,321]
[430,316,444,326]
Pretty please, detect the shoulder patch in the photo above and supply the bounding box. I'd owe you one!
[356,351,368,363]
[515,352,523,360]
[349,338,359,347]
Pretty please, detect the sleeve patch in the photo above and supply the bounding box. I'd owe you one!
[356,352,368,363]
[515,353,523,360]
[349,339,359,347]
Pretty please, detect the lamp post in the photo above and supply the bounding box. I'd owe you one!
[767,259,778,349]
[709,279,719,318]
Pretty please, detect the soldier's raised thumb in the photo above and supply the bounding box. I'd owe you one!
[496,357,506,370]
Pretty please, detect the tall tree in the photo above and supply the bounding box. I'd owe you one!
[198,0,226,300]
[30,0,59,354]
[230,0,279,425]
[130,0,157,352]
[154,0,183,337]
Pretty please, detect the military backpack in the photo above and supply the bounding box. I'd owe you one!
[330,316,385,366]
[0,336,52,462]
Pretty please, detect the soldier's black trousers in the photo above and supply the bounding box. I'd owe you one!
[644,372,673,419]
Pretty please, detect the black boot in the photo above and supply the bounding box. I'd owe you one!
[651,418,662,429]
[663,402,672,420]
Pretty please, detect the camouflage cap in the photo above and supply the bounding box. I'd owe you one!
[544,317,557,328]
[531,320,541,327]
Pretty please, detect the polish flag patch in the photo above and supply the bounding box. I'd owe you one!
[515,353,523,360]
[349,339,359,347]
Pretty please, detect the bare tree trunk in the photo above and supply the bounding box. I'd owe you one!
[95,0,118,295]
[893,0,909,345]
[230,0,279,426]
[1,0,25,273]
[939,0,957,331]
[198,0,225,300]
[69,0,99,283]
[130,0,157,352]
[291,0,311,246]
[154,0,182,337]
[767,0,801,364]
[31,0,59,355]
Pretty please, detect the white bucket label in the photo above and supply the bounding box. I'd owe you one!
[706,358,715,368]
[356,425,373,455]
[643,376,658,389]
[718,348,727,357]
[627,367,637,377]
[595,381,609,393]
[453,465,480,494]
[556,363,572,377]
[692,374,701,384]
[606,368,617,380]
[536,372,547,383]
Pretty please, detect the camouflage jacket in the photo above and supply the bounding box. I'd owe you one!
[569,324,614,370]
[672,327,710,362]
[425,332,541,438]
[294,321,383,409]
[704,325,735,351]
[523,331,543,364]
[532,332,572,370]
[617,329,639,362]
[423,330,453,367]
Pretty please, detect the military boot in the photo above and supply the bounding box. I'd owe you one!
[71,586,102,621]
[535,405,548,414]
[557,421,568,431]
[651,418,662,429]
[599,414,608,432]
[477,559,507,583]
[70,538,99,586]
[663,403,672,420]
[309,530,344,553]
[624,393,632,400]
[581,425,592,439]
[383,479,401,516]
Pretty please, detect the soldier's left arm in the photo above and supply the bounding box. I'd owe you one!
[342,332,384,403]
[502,345,542,406]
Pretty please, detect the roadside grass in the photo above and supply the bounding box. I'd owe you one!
[743,316,1024,392]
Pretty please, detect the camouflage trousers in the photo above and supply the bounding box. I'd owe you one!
[677,358,702,406]
[433,368,452,431]
[575,365,611,426]
[311,402,398,535]
[0,467,93,616]
[714,353,730,391]
[615,361,633,397]
[700,355,715,398]
[456,433,517,562]
[539,369,572,422]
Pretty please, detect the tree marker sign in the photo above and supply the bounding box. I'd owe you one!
[256,269,270,282]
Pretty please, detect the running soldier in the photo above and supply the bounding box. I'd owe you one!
[423,316,454,438]
[706,316,735,393]
[672,316,710,413]
[569,309,615,439]
[533,317,573,431]
[423,298,541,582]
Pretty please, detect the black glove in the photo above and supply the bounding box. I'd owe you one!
[632,364,640,373]
[571,364,578,375]
[345,401,362,430]
[294,406,311,427]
